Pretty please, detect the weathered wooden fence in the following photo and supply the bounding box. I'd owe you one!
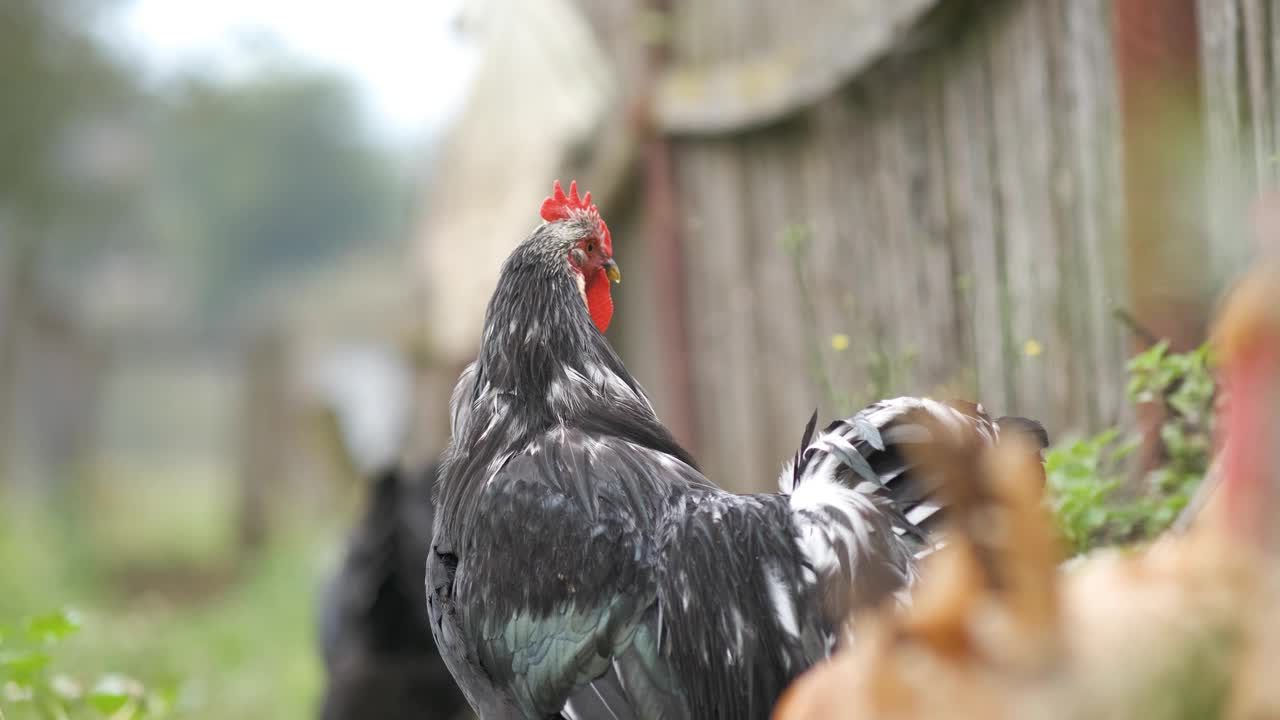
[606,0,1138,492]
[1199,0,1280,268]
[417,0,1269,493]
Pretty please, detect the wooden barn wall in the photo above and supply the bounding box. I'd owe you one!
[1199,0,1280,275]
[612,0,1133,493]
[601,0,1280,494]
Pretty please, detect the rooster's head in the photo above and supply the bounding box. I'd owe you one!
[537,180,620,333]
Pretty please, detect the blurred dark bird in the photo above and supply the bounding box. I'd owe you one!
[312,343,466,719]
[426,181,1047,720]
[319,461,469,720]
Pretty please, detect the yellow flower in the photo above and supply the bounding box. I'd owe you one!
[1023,339,1044,357]
[831,334,851,352]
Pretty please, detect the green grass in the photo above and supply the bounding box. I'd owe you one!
[0,490,340,719]
[62,536,326,719]
[81,459,240,572]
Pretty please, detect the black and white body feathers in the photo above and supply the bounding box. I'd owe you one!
[427,219,1046,720]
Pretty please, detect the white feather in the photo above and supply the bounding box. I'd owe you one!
[764,565,801,638]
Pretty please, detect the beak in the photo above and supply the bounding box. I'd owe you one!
[603,258,621,284]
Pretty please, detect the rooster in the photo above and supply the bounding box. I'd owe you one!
[426,181,1047,720]
[773,262,1280,720]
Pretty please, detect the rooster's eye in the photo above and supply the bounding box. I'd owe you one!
[586,242,595,252]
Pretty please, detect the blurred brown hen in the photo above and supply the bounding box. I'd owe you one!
[774,263,1280,720]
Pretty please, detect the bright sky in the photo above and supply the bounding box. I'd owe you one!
[105,0,477,144]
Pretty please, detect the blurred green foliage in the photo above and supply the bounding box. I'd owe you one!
[1046,342,1215,555]
[0,0,132,213]
[0,607,177,719]
[0,3,400,718]
[0,495,330,719]
[0,0,405,488]
[0,0,402,329]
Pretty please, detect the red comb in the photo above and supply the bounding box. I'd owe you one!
[541,180,592,221]
[540,180,612,254]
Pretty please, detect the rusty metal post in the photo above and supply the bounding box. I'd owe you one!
[1113,0,1210,474]
[637,0,697,452]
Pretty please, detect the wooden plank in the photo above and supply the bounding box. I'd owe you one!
[1042,0,1088,430]
[809,90,877,415]
[988,0,1062,429]
[1059,0,1130,428]
[875,69,924,397]
[939,15,1010,415]
[741,129,819,489]
[1272,0,1280,170]
[799,98,850,420]
[1198,0,1251,280]
[1242,0,1273,187]
[921,59,976,400]
[674,141,763,491]
[916,60,962,397]
[870,73,925,403]
[875,66,936,394]
[610,210,670,422]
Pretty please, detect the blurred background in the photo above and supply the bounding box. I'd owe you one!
[0,0,1269,717]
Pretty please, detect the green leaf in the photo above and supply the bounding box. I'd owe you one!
[1048,340,1217,554]
[1126,341,1168,373]
[25,609,82,644]
[88,674,140,715]
[0,649,51,683]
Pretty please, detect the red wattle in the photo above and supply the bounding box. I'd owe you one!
[584,267,614,333]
